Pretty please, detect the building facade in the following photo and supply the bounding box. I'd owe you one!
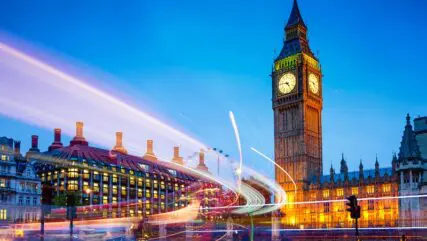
[30,122,218,220]
[0,137,41,225]
[273,0,426,228]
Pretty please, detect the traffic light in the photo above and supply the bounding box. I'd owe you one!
[346,195,360,219]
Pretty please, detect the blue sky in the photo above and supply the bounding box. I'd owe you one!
[0,0,426,178]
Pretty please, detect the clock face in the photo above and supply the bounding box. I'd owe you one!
[308,73,319,94]
[278,72,296,95]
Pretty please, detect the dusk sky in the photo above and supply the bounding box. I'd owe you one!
[0,0,426,178]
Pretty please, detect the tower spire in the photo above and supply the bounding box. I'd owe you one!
[286,0,307,29]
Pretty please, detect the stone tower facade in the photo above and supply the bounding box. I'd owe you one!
[273,0,323,196]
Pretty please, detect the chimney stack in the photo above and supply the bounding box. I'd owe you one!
[143,140,157,162]
[70,121,88,146]
[196,149,209,173]
[29,135,40,152]
[172,146,184,165]
[14,141,21,155]
[112,131,128,154]
[49,128,64,151]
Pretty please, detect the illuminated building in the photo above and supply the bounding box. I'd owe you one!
[0,136,41,224]
[273,0,426,228]
[29,122,218,219]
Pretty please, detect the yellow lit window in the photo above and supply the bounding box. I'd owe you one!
[323,190,329,198]
[174,183,179,191]
[129,170,134,175]
[352,187,358,195]
[121,186,127,195]
[1,155,7,161]
[103,173,109,182]
[130,177,135,185]
[83,181,89,191]
[112,175,118,183]
[112,197,117,204]
[138,189,143,198]
[93,183,99,192]
[83,169,89,179]
[336,189,344,197]
[153,190,158,199]
[154,180,158,188]
[138,178,143,186]
[67,180,78,191]
[145,190,151,198]
[112,185,118,195]
[382,184,391,193]
[0,209,7,220]
[367,186,374,194]
[103,184,109,194]
[160,181,165,189]
[103,196,108,204]
[68,168,79,178]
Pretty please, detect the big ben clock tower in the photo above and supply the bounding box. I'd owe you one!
[273,0,323,194]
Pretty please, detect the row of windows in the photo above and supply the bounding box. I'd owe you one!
[18,196,38,206]
[320,184,392,198]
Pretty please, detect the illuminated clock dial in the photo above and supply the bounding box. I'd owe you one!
[308,73,319,94]
[278,72,296,95]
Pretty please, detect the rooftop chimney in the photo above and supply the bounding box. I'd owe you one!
[29,135,40,152]
[14,141,21,155]
[172,146,184,165]
[48,128,64,151]
[196,149,209,173]
[143,140,157,162]
[112,131,128,154]
[70,121,88,146]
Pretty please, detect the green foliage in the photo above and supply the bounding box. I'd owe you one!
[52,192,83,207]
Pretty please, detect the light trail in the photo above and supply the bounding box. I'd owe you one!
[250,146,297,194]
[0,41,206,158]
[229,111,243,188]
[199,194,427,210]
[270,226,427,232]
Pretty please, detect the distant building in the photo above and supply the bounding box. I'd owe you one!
[29,122,219,219]
[0,136,41,224]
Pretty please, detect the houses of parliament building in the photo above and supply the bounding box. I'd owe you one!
[273,0,427,228]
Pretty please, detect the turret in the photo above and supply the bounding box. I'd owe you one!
[340,153,349,181]
[143,140,158,162]
[359,160,364,179]
[330,164,335,183]
[375,155,380,177]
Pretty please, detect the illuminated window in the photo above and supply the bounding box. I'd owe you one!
[323,203,330,213]
[367,186,374,194]
[112,197,117,204]
[67,180,78,191]
[160,202,165,210]
[146,200,151,209]
[153,190,158,199]
[0,209,6,220]
[138,178,143,187]
[368,200,374,210]
[323,190,329,198]
[103,184,108,194]
[160,181,165,189]
[0,179,6,187]
[103,196,108,204]
[121,168,126,174]
[145,190,151,198]
[112,185,118,195]
[130,177,135,185]
[83,169,89,179]
[121,186,126,195]
[47,172,51,181]
[129,170,134,175]
[1,155,7,161]
[83,181,89,191]
[138,189,143,198]
[382,184,391,193]
[336,189,344,197]
[352,187,359,195]
[112,175,118,183]
[93,183,99,192]
[103,173,109,182]
[146,179,151,188]
[154,180,158,189]
[174,183,179,191]
[68,168,79,178]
